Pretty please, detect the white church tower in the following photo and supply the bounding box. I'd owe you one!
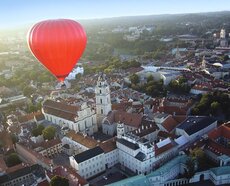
[117,122,125,139]
[95,74,111,128]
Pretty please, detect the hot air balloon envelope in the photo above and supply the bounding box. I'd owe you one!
[27,19,87,82]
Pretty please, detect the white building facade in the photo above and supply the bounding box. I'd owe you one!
[42,100,97,135]
[117,133,178,175]
[69,146,105,179]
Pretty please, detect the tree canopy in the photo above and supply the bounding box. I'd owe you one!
[191,91,230,120]
[6,153,21,167]
[129,74,140,85]
[185,158,195,179]
[190,148,206,170]
[42,126,56,140]
[32,124,45,137]
[168,76,190,94]
[50,175,69,186]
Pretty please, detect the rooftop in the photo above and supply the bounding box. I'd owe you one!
[73,146,104,164]
[135,152,146,161]
[108,174,150,186]
[210,166,230,176]
[0,164,44,184]
[147,155,188,177]
[117,138,139,150]
[106,110,142,128]
[46,166,88,186]
[177,116,217,135]
[66,130,99,148]
[32,138,62,151]
[99,138,117,153]
[162,115,183,133]
[43,99,80,122]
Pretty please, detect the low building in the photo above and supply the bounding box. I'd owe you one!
[117,132,178,175]
[102,110,143,136]
[209,166,230,185]
[70,146,105,179]
[62,130,99,155]
[16,142,53,170]
[205,123,230,163]
[99,138,119,169]
[45,166,88,186]
[0,164,45,186]
[176,116,217,142]
[33,139,62,158]
[108,155,188,186]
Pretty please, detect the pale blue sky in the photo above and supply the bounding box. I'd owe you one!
[1,0,230,28]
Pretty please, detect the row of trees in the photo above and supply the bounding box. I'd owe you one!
[32,124,56,141]
[84,57,141,75]
[129,74,166,97]
[191,91,230,120]
[168,76,191,94]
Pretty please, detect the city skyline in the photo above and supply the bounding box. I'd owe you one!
[1,0,230,29]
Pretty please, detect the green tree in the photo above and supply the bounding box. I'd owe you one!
[147,75,154,83]
[129,74,139,85]
[23,86,35,97]
[32,124,45,137]
[42,126,56,140]
[50,175,69,186]
[6,153,21,167]
[190,148,206,170]
[185,158,195,179]
[211,101,220,115]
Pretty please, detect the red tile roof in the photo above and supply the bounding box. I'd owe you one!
[46,166,88,186]
[131,123,159,137]
[155,142,175,156]
[157,131,176,139]
[106,110,143,128]
[32,138,62,150]
[66,130,99,148]
[162,115,180,133]
[206,140,230,156]
[43,99,80,122]
[99,138,117,153]
[18,112,37,123]
[208,124,230,139]
[206,123,230,156]
[112,102,132,111]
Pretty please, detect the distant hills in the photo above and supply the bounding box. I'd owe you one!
[1,11,230,37]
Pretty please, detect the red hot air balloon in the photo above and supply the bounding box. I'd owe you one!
[27,19,87,82]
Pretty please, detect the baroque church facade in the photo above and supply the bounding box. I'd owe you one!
[42,74,112,134]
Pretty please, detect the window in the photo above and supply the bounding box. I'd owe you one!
[100,89,102,94]
[101,109,103,114]
[100,99,102,104]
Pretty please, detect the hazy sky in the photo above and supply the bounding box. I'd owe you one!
[1,0,230,28]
